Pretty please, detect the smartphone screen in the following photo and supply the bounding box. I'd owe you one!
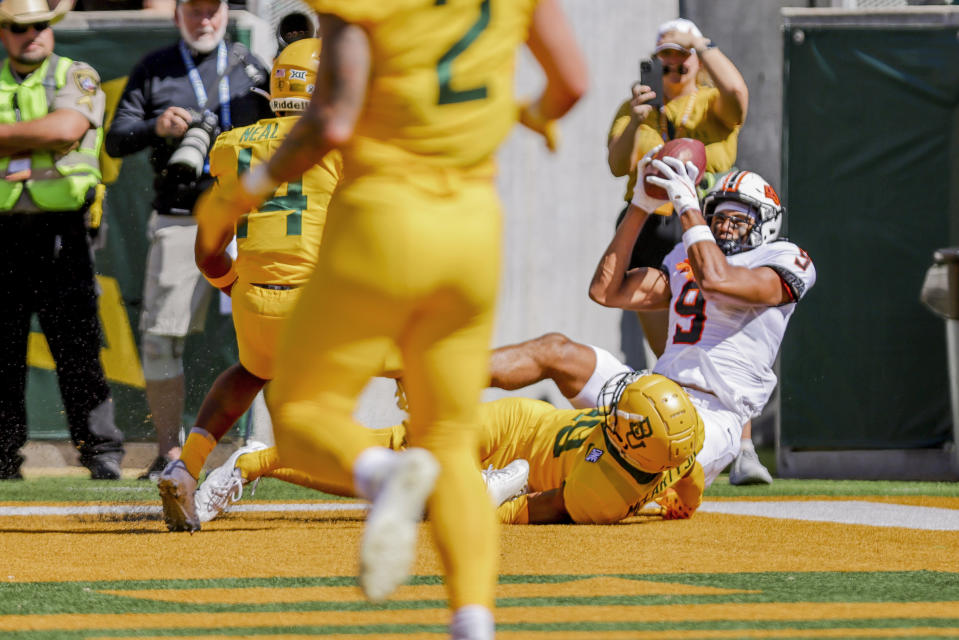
[639,57,664,110]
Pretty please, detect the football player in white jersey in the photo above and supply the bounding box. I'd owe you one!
[593,157,815,488]
[490,155,815,494]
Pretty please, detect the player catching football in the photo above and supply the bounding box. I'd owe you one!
[586,149,816,489]
[194,154,815,526]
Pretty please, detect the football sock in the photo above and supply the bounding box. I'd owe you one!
[180,428,217,479]
[267,467,352,496]
[740,438,756,454]
[352,446,397,500]
[425,441,498,609]
[449,604,494,640]
[235,446,280,482]
[496,494,529,524]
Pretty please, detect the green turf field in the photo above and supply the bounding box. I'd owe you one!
[3,473,959,502]
[1,468,957,639]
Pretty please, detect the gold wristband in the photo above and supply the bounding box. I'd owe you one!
[204,263,238,289]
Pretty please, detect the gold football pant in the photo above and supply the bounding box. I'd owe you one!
[268,172,501,609]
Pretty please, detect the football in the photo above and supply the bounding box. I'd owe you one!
[643,138,707,200]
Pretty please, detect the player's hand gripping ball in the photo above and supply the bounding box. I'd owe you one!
[643,138,706,200]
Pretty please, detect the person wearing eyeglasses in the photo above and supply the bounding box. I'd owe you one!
[0,0,126,480]
[104,0,271,482]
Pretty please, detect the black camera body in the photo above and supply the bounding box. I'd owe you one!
[157,109,221,214]
[166,109,220,182]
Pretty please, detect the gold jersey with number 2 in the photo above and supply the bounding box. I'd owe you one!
[310,0,537,176]
[208,116,342,286]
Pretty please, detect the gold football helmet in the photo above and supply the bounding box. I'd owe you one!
[602,373,704,473]
[270,37,320,114]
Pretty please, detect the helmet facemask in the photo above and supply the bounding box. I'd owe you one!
[598,371,705,474]
[703,171,784,256]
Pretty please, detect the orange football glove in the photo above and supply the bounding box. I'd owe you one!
[658,461,705,520]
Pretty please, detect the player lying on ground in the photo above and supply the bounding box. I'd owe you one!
[198,371,706,524]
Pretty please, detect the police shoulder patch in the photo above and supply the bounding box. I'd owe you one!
[585,448,604,463]
[74,69,99,94]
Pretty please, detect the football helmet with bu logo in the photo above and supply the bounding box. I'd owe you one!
[702,170,784,255]
[601,372,704,474]
[270,37,320,114]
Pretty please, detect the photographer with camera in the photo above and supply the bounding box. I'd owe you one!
[104,0,270,480]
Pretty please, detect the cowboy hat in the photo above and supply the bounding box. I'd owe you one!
[0,0,74,27]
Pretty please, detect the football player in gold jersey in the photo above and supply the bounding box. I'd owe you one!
[158,38,346,532]
[204,371,706,525]
[193,1,587,636]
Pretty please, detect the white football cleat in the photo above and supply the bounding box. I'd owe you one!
[728,446,773,485]
[360,447,439,602]
[157,460,199,532]
[195,440,269,523]
[482,459,529,507]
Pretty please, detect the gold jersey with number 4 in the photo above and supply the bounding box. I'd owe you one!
[207,116,342,379]
[310,0,537,175]
[208,116,342,286]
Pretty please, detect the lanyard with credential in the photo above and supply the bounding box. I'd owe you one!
[178,39,232,131]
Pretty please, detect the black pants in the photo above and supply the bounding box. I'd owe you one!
[615,203,684,269]
[0,213,124,475]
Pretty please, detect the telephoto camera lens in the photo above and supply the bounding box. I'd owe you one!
[167,109,221,180]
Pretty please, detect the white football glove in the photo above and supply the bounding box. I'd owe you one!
[629,144,667,213]
[646,156,702,215]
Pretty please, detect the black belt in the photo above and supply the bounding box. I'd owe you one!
[252,283,297,290]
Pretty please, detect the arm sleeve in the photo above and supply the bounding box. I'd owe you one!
[103,61,156,157]
[761,242,817,303]
[53,62,105,128]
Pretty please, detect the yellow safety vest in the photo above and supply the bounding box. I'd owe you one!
[0,55,102,212]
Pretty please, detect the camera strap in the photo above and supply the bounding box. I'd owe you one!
[178,40,232,131]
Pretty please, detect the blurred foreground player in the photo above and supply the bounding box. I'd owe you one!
[193,1,587,638]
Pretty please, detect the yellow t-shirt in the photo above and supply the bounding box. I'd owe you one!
[209,116,342,285]
[608,86,740,202]
[309,0,538,176]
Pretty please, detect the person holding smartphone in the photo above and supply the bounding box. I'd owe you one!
[607,17,748,357]
[606,18,768,486]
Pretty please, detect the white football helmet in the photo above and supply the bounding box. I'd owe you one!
[702,170,784,255]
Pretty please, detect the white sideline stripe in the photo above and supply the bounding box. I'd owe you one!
[699,499,959,531]
[0,503,366,517]
[1,500,955,530]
